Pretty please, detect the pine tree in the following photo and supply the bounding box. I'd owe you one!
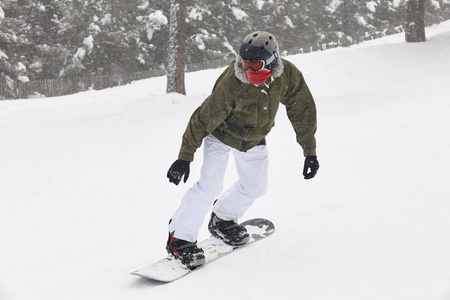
[405,0,426,42]
[57,0,93,77]
[2,0,448,98]
[166,0,187,94]
[332,0,362,45]
[21,0,66,80]
[58,0,155,78]
[0,1,16,90]
[90,0,153,75]
[0,0,29,98]
[371,0,405,37]
[300,0,337,52]
[140,1,169,68]
[185,1,251,64]
[255,0,308,53]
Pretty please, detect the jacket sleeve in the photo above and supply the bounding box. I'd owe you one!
[178,72,235,162]
[281,63,317,156]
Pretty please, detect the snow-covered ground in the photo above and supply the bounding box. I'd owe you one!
[1,21,450,300]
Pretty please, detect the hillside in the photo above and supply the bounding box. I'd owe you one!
[1,22,450,300]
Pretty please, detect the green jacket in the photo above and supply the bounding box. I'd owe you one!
[178,58,317,162]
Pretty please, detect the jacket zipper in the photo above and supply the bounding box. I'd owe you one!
[260,88,270,125]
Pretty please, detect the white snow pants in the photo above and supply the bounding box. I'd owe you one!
[169,134,269,242]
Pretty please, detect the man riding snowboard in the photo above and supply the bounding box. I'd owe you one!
[166,31,319,268]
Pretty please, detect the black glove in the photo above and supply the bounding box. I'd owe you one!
[303,156,319,180]
[167,159,190,185]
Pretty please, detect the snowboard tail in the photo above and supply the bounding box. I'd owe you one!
[131,218,274,282]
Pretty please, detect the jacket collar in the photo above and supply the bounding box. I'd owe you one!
[234,50,284,85]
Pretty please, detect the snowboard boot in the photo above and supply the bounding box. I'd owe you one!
[166,232,205,269]
[208,212,250,246]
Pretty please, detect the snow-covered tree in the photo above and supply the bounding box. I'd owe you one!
[0,1,15,91]
[0,0,29,98]
[20,0,66,80]
[167,0,187,94]
[297,0,338,51]
[370,0,406,37]
[140,2,169,68]
[254,0,307,52]
[2,0,450,97]
[57,0,157,78]
[91,0,154,74]
[186,1,250,63]
[405,0,426,42]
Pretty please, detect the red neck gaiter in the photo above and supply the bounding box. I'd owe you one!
[245,69,272,85]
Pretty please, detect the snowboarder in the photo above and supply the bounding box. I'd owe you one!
[166,31,319,268]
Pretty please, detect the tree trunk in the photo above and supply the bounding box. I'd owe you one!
[166,0,186,94]
[405,0,426,42]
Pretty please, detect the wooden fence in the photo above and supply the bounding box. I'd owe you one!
[0,68,168,100]
[0,59,234,100]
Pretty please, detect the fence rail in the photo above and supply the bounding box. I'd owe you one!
[0,59,235,100]
[0,68,170,100]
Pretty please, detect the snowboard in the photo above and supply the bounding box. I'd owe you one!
[131,218,275,283]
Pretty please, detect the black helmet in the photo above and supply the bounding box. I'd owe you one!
[239,31,278,70]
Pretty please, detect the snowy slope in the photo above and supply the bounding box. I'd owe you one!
[1,22,450,300]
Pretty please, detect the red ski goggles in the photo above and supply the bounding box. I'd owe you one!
[241,59,266,72]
